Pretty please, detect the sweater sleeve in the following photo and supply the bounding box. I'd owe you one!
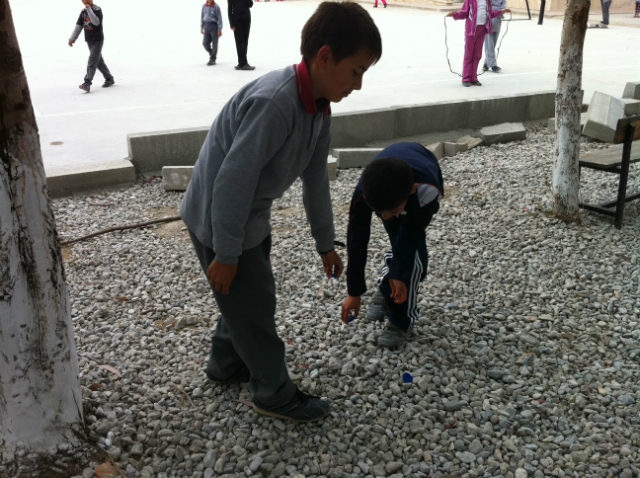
[453,0,470,19]
[70,24,82,41]
[86,6,101,26]
[346,187,373,297]
[201,5,205,28]
[210,99,289,265]
[216,5,223,30]
[300,117,335,254]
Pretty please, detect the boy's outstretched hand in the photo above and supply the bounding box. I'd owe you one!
[390,278,407,304]
[446,12,454,16]
[207,260,238,295]
[341,296,361,324]
[320,250,344,279]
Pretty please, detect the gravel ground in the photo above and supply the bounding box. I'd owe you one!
[54,124,640,478]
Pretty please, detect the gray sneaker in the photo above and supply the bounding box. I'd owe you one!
[239,64,256,70]
[378,322,410,348]
[367,289,387,321]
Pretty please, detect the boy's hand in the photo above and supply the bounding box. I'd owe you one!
[446,12,454,16]
[201,28,204,34]
[231,27,236,31]
[68,39,75,47]
[218,30,222,37]
[341,296,361,324]
[320,250,343,279]
[502,8,510,12]
[389,279,407,304]
[207,260,238,295]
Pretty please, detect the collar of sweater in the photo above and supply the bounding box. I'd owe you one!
[293,58,331,116]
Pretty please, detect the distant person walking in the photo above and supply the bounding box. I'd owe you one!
[635,0,639,17]
[69,0,114,93]
[483,0,506,72]
[600,0,612,27]
[373,0,387,8]
[228,0,255,70]
[202,0,223,66]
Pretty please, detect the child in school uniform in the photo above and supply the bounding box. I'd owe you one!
[447,0,510,86]
[482,0,506,72]
[201,0,223,66]
[181,2,382,422]
[341,142,444,348]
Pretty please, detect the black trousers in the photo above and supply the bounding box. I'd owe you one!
[188,232,296,407]
[233,17,251,66]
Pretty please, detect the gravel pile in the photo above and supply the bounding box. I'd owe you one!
[54,124,639,478]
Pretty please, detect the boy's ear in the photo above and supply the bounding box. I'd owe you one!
[411,184,418,194]
[316,45,333,70]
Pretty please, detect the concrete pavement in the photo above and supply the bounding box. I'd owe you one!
[10,0,640,171]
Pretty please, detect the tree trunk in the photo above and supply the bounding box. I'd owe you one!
[0,2,101,476]
[552,0,590,219]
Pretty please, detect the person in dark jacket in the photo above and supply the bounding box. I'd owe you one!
[228,0,255,70]
[68,0,114,93]
[341,142,444,348]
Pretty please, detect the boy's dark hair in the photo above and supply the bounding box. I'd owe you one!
[301,2,382,65]
[362,157,414,212]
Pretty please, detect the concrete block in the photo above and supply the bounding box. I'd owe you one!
[426,142,444,161]
[328,156,337,181]
[480,122,527,145]
[163,166,193,191]
[334,148,383,169]
[547,113,587,133]
[456,135,483,150]
[621,98,640,117]
[467,96,527,128]
[331,109,396,148]
[396,101,468,137]
[46,160,136,198]
[622,82,640,100]
[582,92,625,143]
[444,142,468,158]
[128,127,209,175]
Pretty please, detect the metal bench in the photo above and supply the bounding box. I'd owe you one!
[579,115,640,229]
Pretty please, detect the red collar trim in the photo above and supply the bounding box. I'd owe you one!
[293,59,331,116]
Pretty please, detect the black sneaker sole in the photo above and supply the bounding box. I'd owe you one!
[252,403,329,422]
[206,368,250,385]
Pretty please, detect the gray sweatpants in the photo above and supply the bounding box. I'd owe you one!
[84,41,113,85]
[189,232,297,407]
[202,22,219,61]
[483,18,501,69]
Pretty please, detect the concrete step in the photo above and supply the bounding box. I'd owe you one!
[582,91,626,143]
[480,122,527,145]
[46,160,136,198]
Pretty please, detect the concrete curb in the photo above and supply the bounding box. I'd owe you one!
[50,91,561,197]
[46,160,136,199]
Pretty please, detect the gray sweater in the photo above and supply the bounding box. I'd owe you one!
[201,3,223,30]
[180,64,335,265]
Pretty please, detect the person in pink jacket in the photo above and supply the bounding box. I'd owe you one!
[447,0,509,87]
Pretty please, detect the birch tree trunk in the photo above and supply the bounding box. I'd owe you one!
[552,0,590,219]
[0,1,100,476]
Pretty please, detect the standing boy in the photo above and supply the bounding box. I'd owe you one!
[181,2,382,421]
[202,0,223,66]
[69,0,114,93]
[483,0,506,72]
[228,0,255,70]
[341,143,444,348]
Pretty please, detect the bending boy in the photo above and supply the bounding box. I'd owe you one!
[341,142,444,348]
[181,2,382,421]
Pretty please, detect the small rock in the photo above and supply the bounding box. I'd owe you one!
[515,469,528,478]
[617,394,635,405]
[444,400,466,412]
[456,451,476,464]
[385,461,404,474]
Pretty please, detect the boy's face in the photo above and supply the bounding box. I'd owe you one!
[379,201,408,220]
[315,48,377,103]
[82,0,94,6]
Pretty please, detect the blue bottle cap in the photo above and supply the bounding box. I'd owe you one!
[332,274,338,278]
[348,314,355,322]
[402,372,413,383]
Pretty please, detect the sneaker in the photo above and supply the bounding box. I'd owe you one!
[253,388,330,422]
[599,22,608,28]
[367,289,388,321]
[79,82,90,92]
[383,3,387,6]
[378,322,411,348]
[206,364,251,385]
[373,4,378,6]
[207,60,215,66]
[239,64,256,70]
[471,81,482,86]
[482,64,489,71]
[234,64,241,70]
[491,66,501,72]
[462,81,471,87]
[102,79,115,88]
